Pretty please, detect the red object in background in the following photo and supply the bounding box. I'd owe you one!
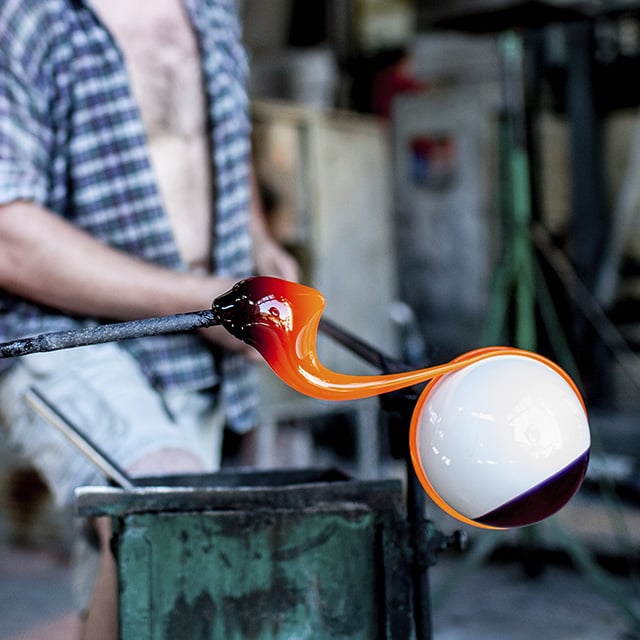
[372,52,428,119]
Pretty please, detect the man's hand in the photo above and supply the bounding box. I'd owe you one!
[253,232,299,282]
[249,167,300,282]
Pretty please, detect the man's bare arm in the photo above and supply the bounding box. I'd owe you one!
[0,200,252,354]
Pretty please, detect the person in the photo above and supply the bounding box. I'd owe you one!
[0,0,298,638]
[371,48,428,120]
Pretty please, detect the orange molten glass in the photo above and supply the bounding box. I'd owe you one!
[213,276,590,530]
[212,276,579,401]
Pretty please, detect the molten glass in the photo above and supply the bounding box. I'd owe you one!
[214,276,590,529]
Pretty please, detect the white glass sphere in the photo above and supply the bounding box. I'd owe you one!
[410,350,590,529]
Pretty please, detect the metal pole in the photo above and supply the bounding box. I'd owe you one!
[320,319,432,639]
[407,456,433,640]
[318,317,408,373]
[0,310,220,359]
[24,387,135,490]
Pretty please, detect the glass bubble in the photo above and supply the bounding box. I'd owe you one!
[213,277,590,529]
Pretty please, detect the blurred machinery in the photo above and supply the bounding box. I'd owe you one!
[415,0,640,433]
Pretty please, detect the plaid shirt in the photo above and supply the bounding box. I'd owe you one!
[0,0,258,431]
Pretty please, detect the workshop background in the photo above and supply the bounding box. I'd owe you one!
[2,1,640,638]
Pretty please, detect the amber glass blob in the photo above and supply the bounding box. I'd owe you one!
[213,277,590,530]
[212,277,533,400]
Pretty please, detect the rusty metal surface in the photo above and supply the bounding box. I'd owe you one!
[115,508,411,639]
[76,470,405,518]
[80,469,413,639]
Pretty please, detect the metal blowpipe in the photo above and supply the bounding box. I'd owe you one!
[0,310,220,359]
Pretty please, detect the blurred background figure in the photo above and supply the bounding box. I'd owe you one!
[371,47,429,119]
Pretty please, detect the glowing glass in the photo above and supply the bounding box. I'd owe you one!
[214,276,590,529]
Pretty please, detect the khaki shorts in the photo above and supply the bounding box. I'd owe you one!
[0,342,225,506]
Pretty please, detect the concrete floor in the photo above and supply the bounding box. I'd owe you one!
[428,490,640,640]
[431,555,638,640]
[0,543,79,640]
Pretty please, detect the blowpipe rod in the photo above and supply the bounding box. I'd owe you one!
[0,310,219,359]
